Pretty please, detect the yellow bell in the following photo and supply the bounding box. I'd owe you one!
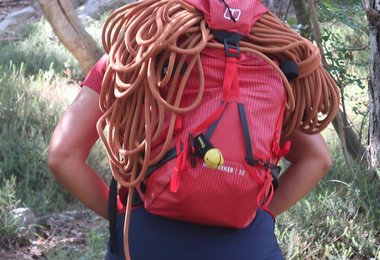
[204,148,224,169]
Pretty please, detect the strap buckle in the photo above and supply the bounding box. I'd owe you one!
[224,39,240,57]
[270,165,281,191]
[211,29,244,57]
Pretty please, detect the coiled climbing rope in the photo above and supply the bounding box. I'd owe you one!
[95,0,339,258]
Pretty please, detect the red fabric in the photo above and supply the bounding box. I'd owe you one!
[223,56,239,99]
[80,1,283,227]
[144,46,286,228]
[183,0,268,35]
[79,49,285,228]
[80,54,108,93]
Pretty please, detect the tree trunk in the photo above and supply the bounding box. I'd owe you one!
[367,0,380,177]
[292,0,312,37]
[37,0,103,74]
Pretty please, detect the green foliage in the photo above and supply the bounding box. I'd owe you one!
[317,1,368,87]
[0,17,110,216]
[286,1,369,135]
[84,224,109,259]
[317,1,369,141]
[0,21,81,78]
[318,0,364,26]
[277,147,380,259]
[0,176,21,244]
[0,62,73,213]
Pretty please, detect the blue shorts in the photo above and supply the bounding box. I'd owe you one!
[105,207,284,260]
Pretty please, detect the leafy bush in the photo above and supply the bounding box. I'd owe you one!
[0,14,110,216]
[0,63,73,213]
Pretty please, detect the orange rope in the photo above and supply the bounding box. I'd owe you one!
[95,1,339,259]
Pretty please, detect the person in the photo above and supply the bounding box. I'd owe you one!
[48,61,333,260]
[48,0,337,259]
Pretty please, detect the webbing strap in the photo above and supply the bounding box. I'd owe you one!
[191,103,228,135]
[171,141,189,192]
[170,33,241,192]
[237,103,255,165]
[238,103,281,191]
[129,147,178,206]
[191,58,239,135]
[237,103,275,206]
[223,56,239,100]
[145,147,178,178]
[108,177,118,253]
[205,102,228,140]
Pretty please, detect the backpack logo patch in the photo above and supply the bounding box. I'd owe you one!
[224,8,241,21]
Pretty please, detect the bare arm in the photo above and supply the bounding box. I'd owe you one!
[269,130,332,216]
[48,86,109,219]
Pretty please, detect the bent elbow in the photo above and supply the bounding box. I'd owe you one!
[47,142,74,177]
[47,147,64,176]
[325,155,333,171]
[319,152,333,177]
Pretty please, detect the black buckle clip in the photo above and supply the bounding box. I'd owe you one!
[188,133,196,167]
[224,39,240,57]
[211,30,244,58]
[270,165,281,191]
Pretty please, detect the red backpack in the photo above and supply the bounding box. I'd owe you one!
[129,0,291,228]
[100,0,339,256]
[96,1,339,258]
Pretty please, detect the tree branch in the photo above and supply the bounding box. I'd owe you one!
[308,0,327,66]
[37,0,103,74]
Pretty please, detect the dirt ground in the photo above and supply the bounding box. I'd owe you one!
[1,210,107,260]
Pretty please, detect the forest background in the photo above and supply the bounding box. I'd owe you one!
[0,0,379,259]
